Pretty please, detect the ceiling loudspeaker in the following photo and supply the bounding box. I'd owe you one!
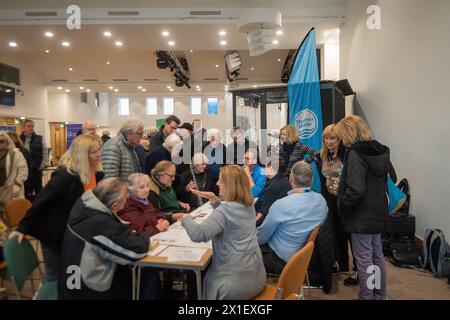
[237,9,282,56]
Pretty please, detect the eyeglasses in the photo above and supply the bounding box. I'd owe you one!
[162,172,176,179]
[169,125,178,130]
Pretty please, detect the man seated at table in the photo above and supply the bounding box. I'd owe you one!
[257,161,328,275]
[59,178,149,300]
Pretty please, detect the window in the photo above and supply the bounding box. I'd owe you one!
[163,97,174,115]
[118,97,129,116]
[146,97,158,115]
[191,97,202,115]
[207,97,218,115]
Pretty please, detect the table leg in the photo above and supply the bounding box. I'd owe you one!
[194,269,202,300]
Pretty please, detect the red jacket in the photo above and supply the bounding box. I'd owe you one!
[118,196,168,237]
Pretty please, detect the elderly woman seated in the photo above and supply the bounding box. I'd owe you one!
[175,153,219,210]
[148,160,190,223]
[118,173,170,300]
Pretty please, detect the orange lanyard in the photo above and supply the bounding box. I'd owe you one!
[292,188,311,195]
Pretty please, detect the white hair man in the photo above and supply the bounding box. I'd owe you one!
[203,128,227,182]
[144,133,182,174]
[82,121,97,136]
[101,118,145,180]
[257,161,327,275]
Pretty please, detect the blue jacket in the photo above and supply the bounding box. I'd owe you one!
[251,165,266,198]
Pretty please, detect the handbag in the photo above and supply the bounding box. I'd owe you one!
[386,176,407,216]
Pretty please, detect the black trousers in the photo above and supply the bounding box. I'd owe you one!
[260,245,286,275]
[29,168,43,199]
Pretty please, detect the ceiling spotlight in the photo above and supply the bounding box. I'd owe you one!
[79,86,84,90]
[5,89,12,93]
[277,58,281,62]
[45,49,50,53]
[169,88,174,92]
[44,31,54,38]
[68,67,73,71]
[86,89,91,92]
[114,88,119,92]
[272,40,279,45]
[20,116,26,120]
[115,41,123,47]
[8,42,17,47]
[108,86,114,90]
[253,85,258,88]
[196,85,200,89]
[57,86,62,90]
[161,31,170,37]
[219,31,226,36]
[65,122,69,125]
[250,67,254,71]
[276,30,283,36]
[215,64,219,68]
[65,89,71,92]
[168,41,175,46]
[103,31,112,37]
[167,85,172,89]
[138,86,142,89]
[189,50,194,53]
[106,61,111,65]
[62,41,70,47]
[142,88,146,92]
[220,40,227,46]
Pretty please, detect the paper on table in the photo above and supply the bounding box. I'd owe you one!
[147,244,168,256]
[158,246,207,262]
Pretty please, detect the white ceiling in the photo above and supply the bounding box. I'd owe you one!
[0,0,345,93]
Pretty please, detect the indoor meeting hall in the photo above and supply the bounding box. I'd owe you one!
[0,0,449,303]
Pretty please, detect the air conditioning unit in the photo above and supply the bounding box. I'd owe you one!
[247,29,276,56]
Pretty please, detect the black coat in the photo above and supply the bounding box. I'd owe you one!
[149,127,165,151]
[144,145,171,175]
[17,168,104,251]
[20,132,43,169]
[254,172,292,225]
[337,140,390,234]
[175,168,219,209]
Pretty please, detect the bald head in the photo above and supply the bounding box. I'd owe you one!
[82,121,97,136]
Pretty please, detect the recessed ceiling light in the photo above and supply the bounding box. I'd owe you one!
[197,88,201,91]
[86,89,91,92]
[276,30,283,36]
[168,41,175,46]
[68,67,73,71]
[65,122,69,124]
[114,88,119,92]
[167,85,172,89]
[142,88,147,92]
[108,86,114,90]
[220,40,227,46]
[57,86,62,90]
[106,61,111,65]
[138,86,142,89]
[272,40,279,45]
[115,41,123,47]
[196,85,200,89]
[5,89,12,93]
[45,49,50,53]
[169,88,174,92]
[20,116,26,120]
[65,89,71,92]
[215,64,219,68]
[96,125,100,128]
[103,31,112,37]
[62,41,70,47]
[250,67,254,71]
[79,86,84,90]
[189,50,194,53]
[253,85,258,88]
[44,31,54,38]
[219,31,226,36]
[277,58,281,62]
[8,42,17,47]
[161,31,170,37]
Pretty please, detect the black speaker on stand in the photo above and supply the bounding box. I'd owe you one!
[320,79,354,128]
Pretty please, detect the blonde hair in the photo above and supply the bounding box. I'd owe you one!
[139,139,150,151]
[59,134,102,184]
[220,165,254,207]
[0,131,15,152]
[280,124,299,144]
[335,115,374,147]
[6,131,25,149]
[320,124,341,161]
[151,160,175,179]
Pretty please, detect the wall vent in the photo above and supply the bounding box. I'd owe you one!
[143,78,159,81]
[190,10,222,16]
[51,79,68,82]
[82,79,99,82]
[203,77,219,81]
[113,79,128,82]
[25,11,57,17]
[108,11,140,16]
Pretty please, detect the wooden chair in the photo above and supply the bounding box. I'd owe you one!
[253,241,314,300]
[304,225,320,297]
[4,198,32,229]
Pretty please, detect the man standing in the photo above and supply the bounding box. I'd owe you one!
[257,161,328,274]
[20,119,47,199]
[81,121,98,136]
[149,115,180,151]
[101,118,145,180]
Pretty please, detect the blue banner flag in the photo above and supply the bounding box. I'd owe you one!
[288,28,323,192]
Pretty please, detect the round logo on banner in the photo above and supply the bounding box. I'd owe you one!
[295,109,318,139]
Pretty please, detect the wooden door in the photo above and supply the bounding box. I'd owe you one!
[49,123,67,165]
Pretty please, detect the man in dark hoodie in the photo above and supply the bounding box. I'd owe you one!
[335,115,391,301]
[59,178,149,300]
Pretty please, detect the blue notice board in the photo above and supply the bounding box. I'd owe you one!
[66,123,82,149]
[207,98,218,115]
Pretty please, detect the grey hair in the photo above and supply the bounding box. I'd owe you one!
[246,148,258,161]
[83,120,96,129]
[120,118,145,135]
[291,161,313,187]
[192,153,208,165]
[93,177,127,209]
[163,133,182,150]
[207,128,221,138]
[127,173,150,193]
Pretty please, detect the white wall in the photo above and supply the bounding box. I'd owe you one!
[0,53,49,139]
[108,92,233,137]
[340,0,450,237]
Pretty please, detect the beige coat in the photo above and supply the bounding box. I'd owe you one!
[0,148,28,205]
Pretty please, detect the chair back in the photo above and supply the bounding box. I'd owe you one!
[306,225,320,244]
[277,241,314,299]
[3,236,39,292]
[4,198,32,229]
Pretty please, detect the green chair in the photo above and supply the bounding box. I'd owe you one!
[3,236,57,300]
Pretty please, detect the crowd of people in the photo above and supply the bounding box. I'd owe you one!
[0,114,393,301]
